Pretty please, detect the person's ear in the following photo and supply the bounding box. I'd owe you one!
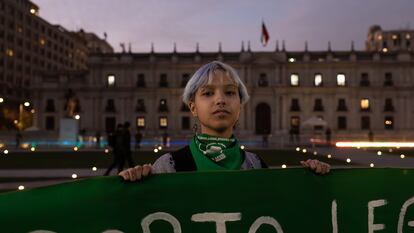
[188,102,197,117]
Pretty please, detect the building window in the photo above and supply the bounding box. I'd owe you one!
[384,73,393,86]
[384,116,394,130]
[135,99,146,112]
[159,117,168,128]
[337,116,347,130]
[361,116,370,130]
[107,74,115,87]
[336,73,346,86]
[136,73,146,87]
[360,99,370,111]
[105,99,116,112]
[384,98,394,112]
[159,73,168,87]
[45,116,55,130]
[337,99,348,111]
[313,99,324,112]
[360,73,370,87]
[290,98,300,111]
[290,116,300,130]
[181,103,189,112]
[158,99,169,112]
[105,117,116,133]
[45,99,55,112]
[181,73,190,87]
[258,73,269,87]
[182,116,190,130]
[290,73,299,86]
[314,73,323,87]
[136,117,145,129]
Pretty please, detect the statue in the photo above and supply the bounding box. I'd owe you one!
[64,89,78,118]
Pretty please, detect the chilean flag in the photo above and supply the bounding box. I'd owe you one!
[261,21,270,47]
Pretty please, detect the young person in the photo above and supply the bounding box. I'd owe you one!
[119,61,330,181]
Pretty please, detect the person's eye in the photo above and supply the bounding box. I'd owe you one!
[203,91,213,96]
[226,91,236,95]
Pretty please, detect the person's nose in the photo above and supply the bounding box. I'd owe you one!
[214,90,226,106]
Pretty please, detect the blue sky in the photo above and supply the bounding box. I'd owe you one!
[34,0,414,52]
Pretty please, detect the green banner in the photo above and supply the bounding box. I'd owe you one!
[1,168,414,233]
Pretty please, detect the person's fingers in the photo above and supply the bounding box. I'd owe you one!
[134,166,143,181]
[309,160,317,170]
[119,170,130,180]
[142,164,152,177]
[300,161,309,167]
[127,168,136,181]
[315,163,323,174]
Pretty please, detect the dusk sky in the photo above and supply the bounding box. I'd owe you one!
[34,0,414,53]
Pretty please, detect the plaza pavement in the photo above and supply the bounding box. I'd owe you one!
[1,147,413,193]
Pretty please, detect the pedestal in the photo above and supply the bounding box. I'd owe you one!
[59,118,79,145]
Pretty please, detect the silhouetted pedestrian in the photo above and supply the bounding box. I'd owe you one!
[15,132,22,149]
[325,128,332,146]
[104,124,124,176]
[135,130,143,151]
[122,122,135,168]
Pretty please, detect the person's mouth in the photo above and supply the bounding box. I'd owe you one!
[212,109,230,115]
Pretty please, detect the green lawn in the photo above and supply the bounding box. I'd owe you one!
[0,148,350,169]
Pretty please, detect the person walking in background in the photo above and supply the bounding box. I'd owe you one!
[95,131,101,148]
[325,128,332,147]
[15,132,22,149]
[104,124,124,176]
[135,129,143,151]
[123,122,135,168]
[368,130,374,142]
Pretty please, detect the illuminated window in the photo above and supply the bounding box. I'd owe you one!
[136,117,145,128]
[290,73,299,86]
[360,99,370,111]
[336,73,346,86]
[6,49,14,57]
[40,39,46,45]
[406,34,411,40]
[384,116,393,130]
[107,74,115,87]
[314,73,323,87]
[159,117,168,128]
[290,116,300,128]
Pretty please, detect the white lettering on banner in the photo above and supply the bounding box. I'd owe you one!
[141,212,182,233]
[102,230,124,233]
[398,196,414,233]
[248,216,284,233]
[368,199,387,233]
[331,200,338,233]
[191,212,242,233]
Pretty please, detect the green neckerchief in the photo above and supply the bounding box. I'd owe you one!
[189,133,242,171]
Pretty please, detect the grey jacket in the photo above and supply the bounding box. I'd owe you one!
[151,151,266,174]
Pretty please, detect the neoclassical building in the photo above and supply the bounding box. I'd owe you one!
[31,28,414,145]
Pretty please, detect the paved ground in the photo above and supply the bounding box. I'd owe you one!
[1,147,413,193]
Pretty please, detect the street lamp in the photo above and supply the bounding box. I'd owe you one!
[0,98,4,103]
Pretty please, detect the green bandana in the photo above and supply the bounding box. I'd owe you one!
[189,134,242,171]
